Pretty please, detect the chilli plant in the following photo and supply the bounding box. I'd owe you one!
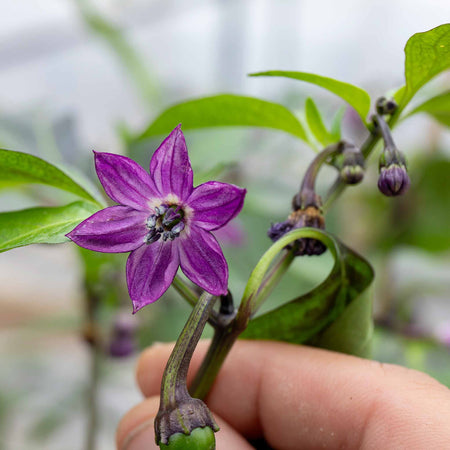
[1,24,450,449]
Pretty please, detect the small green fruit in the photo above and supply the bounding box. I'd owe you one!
[159,426,216,450]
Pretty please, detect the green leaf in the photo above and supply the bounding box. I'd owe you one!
[0,149,102,205]
[304,98,334,145]
[249,70,371,125]
[241,229,374,357]
[0,201,99,252]
[193,161,238,185]
[134,94,308,142]
[400,24,450,107]
[330,106,346,141]
[406,90,450,126]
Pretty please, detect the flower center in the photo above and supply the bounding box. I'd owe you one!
[145,204,186,244]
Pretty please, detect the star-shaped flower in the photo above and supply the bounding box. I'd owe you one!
[67,125,246,312]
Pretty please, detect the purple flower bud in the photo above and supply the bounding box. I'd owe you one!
[268,206,326,256]
[268,221,293,241]
[108,314,138,358]
[378,164,411,196]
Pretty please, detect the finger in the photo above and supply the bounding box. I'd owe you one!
[136,340,450,449]
[116,395,254,450]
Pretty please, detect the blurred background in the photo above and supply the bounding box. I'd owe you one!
[0,1,449,449]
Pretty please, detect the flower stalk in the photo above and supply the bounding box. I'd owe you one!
[373,114,411,196]
[155,292,219,447]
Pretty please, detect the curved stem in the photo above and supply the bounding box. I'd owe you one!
[160,292,217,408]
[252,250,295,314]
[294,143,341,208]
[373,114,396,151]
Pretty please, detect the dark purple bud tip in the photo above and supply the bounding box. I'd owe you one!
[268,221,293,242]
[268,207,326,256]
[378,164,411,196]
[155,398,219,447]
[376,97,398,115]
[159,427,216,450]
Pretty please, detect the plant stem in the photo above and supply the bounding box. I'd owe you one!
[160,292,217,408]
[172,276,220,327]
[84,293,100,450]
[252,250,295,314]
[190,314,247,400]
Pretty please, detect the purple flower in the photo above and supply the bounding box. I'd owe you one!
[67,125,246,312]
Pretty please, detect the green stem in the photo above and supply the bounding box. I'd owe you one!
[172,276,198,308]
[172,276,219,328]
[190,317,246,400]
[294,143,341,208]
[160,292,217,408]
[252,250,295,314]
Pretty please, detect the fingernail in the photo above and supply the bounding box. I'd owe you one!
[121,420,156,450]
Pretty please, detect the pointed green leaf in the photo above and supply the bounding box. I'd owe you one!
[249,70,371,125]
[134,94,308,142]
[305,98,334,145]
[400,24,450,107]
[405,90,450,126]
[241,229,374,357]
[0,201,99,252]
[330,106,346,141]
[0,149,102,206]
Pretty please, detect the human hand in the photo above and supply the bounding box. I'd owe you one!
[117,340,450,449]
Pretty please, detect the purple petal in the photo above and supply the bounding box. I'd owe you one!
[178,226,228,296]
[67,206,148,252]
[149,125,193,201]
[126,241,180,312]
[94,152,159,210]
[187,181,246,231]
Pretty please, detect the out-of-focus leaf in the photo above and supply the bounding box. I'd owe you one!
[134,94,308,142]
[330,106,346,141]
[406,90,450,126]
[194,161,238,185]
[399,24,450,108]
[241,229,374,357]
[305,98,334,146]
[76,0,160,107]
[0,149,102,205]
[249,70,371,125]
[0,201,99,252]
[390,156,450,252]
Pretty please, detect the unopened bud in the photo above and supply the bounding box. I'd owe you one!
[268,206,326,256]
[337,144,365,185]
[376,97,398,116]
[378,150,410,196]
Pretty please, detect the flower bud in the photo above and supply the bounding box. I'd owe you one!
[268,206,326,256]
[155,398,219,447]
[378,149,410,196]
[288,206,326,256]
[108,313,138,358]
[337,144,365,185]
[376,97,398,116]
[159,426,216,450]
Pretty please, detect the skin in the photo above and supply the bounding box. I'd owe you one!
[116,340,450,449]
